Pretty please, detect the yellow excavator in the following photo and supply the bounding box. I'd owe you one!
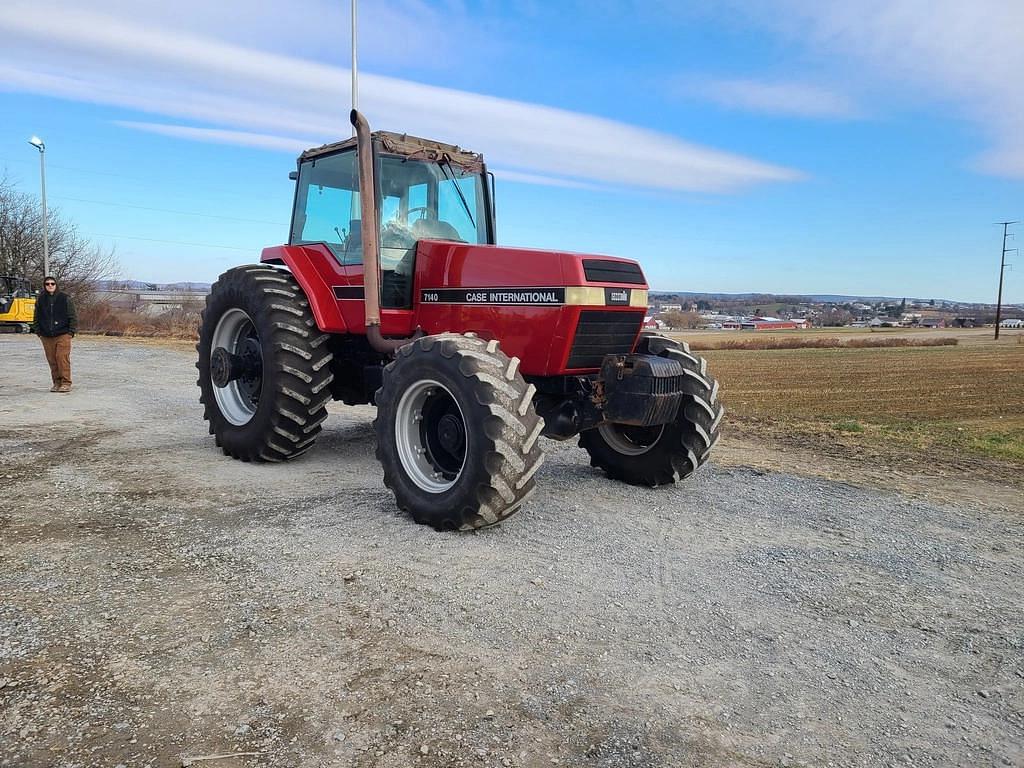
[0,276,36,333]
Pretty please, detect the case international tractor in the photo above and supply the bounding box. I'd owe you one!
[197,111,723,530]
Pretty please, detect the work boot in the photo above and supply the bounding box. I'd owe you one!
[50,384,60,392]
[57,383,72,393]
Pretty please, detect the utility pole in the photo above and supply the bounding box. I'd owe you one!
[994,221,1017,340]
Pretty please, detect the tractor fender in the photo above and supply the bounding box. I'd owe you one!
[260,245,348,333]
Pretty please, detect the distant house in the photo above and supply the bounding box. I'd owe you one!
[919,317,946,328]
[741,319,801,331]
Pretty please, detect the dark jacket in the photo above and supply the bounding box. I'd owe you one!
[34,291,77,337]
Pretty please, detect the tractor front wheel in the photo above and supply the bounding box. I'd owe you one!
[579,333,723,485]
[196,265,334,462]
[374,333,545,530]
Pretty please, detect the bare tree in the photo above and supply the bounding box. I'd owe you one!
[0,174,120,298]
[661,309,702,329]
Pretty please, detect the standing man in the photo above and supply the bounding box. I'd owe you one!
[33,276,77,393]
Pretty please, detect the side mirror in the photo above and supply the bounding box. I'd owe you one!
[288,170,298,181]
[487,171,497,241]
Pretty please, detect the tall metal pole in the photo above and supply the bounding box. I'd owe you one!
[994,221,1017,340]
[39,147,49,278]
[351,0,358,134]
[29,137,50,278]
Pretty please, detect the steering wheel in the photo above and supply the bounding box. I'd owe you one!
[407,206,431,221]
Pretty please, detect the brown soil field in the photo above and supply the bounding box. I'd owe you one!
[678,328,1024,494]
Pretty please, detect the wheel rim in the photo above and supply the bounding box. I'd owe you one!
[597,423,665,456]
[395,378,467,493]
[211,308,262,426]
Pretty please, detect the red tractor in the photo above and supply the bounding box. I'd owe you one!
[197,111,723,530]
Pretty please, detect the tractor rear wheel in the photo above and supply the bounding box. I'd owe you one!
[196,265,334,462]
[374,333,545,530]
[579,333,723,485]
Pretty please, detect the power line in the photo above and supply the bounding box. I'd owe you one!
[52,194,287,226]
[87,232,261,252]
[1,155,150,183]
[1,155,290,201]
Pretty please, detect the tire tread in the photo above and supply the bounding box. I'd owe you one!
[374,333,545,531]
[197,265,333,462]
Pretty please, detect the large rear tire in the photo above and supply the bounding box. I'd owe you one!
[374,333,545,530]
[579,332,723,485]
[196,265,334,462]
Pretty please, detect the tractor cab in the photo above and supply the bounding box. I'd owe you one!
[288,131,495,309]
[0,275,36,333]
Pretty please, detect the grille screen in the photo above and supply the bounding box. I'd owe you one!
[567,310,644,369]
[582,259,645,285]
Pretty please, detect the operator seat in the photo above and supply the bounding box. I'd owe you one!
[411,218,464,242]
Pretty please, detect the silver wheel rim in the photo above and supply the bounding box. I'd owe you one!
[598,423,665,456]
[211,308,261,426]
[395,378,467,493]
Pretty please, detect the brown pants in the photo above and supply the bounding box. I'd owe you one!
[40,334,73,387]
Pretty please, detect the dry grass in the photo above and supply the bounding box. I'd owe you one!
[78,300,201,340]
[700,342,1024,463]
[689,336,957,351]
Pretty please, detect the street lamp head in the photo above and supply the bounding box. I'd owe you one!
[28,135,45,152]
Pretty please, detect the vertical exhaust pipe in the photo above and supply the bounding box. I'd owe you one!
[351,109,381,327]
[350,109,422,353]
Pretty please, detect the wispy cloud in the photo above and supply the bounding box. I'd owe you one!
[0,1,802,193]
[475,169,606,191]
[678,76,859,119]
[743,0,1024,177]
[113,122,611,190]
[113,122,316,154]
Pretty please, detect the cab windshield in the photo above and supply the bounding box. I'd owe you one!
[377,154,489,251]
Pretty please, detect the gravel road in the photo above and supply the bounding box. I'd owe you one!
[1,335,1022,768]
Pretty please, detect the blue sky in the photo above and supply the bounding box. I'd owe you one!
[1,0,1021,303]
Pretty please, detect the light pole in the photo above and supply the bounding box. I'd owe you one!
[28,135,48,278]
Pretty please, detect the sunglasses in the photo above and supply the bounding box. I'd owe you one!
[44,282,56,286]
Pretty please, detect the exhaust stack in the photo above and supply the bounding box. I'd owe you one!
[350,109,422,353]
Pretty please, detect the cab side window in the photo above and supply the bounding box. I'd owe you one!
[290,150,362,265]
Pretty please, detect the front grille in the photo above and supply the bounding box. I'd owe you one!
[567,310,644,369]
[582,259,645,285]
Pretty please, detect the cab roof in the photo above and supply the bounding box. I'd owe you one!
[298,130,485,174]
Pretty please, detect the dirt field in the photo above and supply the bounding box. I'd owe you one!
[678,329,1024,479]
[2,334,1023,768]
